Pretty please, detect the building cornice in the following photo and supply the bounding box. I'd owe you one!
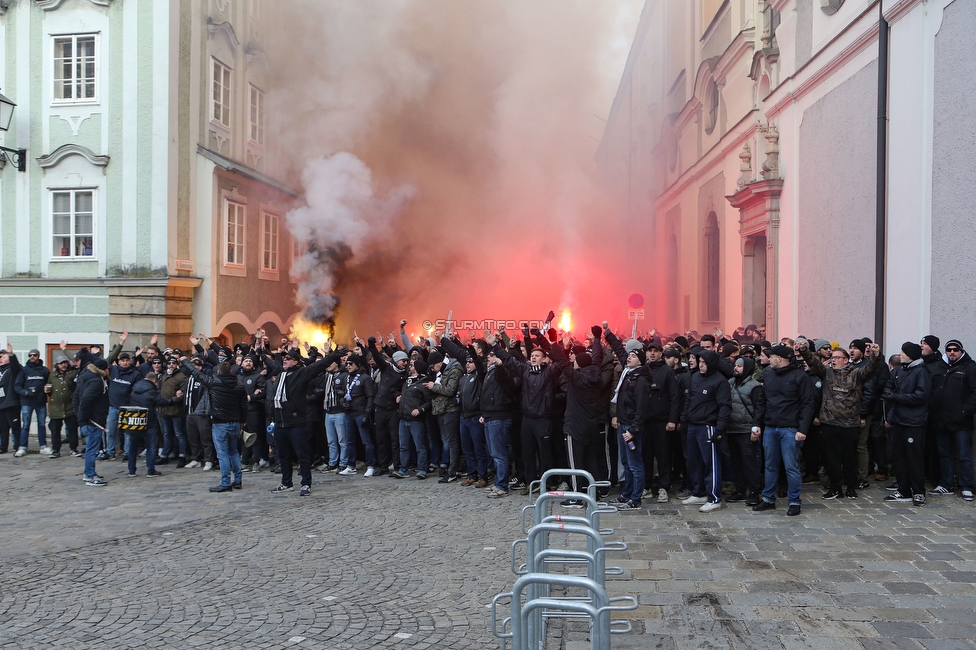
[0,277,203,288]
[197,145,301,198]
[35,0,111,10]
[882,0,923,24]
[37,143,109,169]
[764,1,880,119]
[207,19,241,49]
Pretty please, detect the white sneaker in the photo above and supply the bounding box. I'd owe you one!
[364,466,376,477]
[139,449,147,457]
[39,446,53,456]
[657,488,670,503]
[185,460,200,469]
[13,448,26,457]
[203,462,213,471]
[388,464,396,472]
[339,466,357,476]
[258,459,269,468]
[699,501,722,513]
[963,490,975,502]
[681,495,708,505]
[557,481,570,492]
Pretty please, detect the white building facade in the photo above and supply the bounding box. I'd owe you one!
[598,0,976,349]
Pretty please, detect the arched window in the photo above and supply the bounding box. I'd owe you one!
[704,212,720,322]
[704,80,719,134]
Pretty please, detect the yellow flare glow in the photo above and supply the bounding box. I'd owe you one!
[289,317,333,350]
[559,310,572,333]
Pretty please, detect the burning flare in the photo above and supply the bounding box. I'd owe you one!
[559,310,572,334]
[289,316,334,350]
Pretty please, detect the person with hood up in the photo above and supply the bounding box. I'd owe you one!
[182,358,247,492]
[47,348,78,458]
[929,339,976,501]
[560,326,607,508]
[127,371,182,477]
[14,348,51,456]
[0,343,22,455]
[74,354,110,486]
[726,356,763,505]
[883,342,932,506]
[237,353,267,472]
[605,324,652,510]
[752,344,817,516]
[393,358,434,479]
[640,339,681,504]
[424,349,464,483]
[680,348,732,513]
[479,336,519,498]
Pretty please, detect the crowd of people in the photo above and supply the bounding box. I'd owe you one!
[0,321,973,516]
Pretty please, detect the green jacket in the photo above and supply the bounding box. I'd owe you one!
[429,360,463,415]
[48,368,77,419]
[801,348,878,428]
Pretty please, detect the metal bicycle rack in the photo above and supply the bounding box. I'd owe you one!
[491,468,638,650]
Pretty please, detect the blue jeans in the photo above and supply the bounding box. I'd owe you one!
[761,427,803,505]
[399,420,428,475]
[106,406,120,454]
[460,416,489,479]
[484,418,512,491]
[19,404,47,448]
[618,424,645,503]
[160,416,188,458]
[686,424,721,503]
[937,429,974,491]
[128,427,157,475]
[211,422,243,487]
[82,423,102,479]
[349,413,376,467]
[324,412,346,467]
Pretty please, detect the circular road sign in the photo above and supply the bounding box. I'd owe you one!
[628,293,644,309]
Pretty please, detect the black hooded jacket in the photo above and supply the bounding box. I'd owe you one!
[645,359,681,423]
[756,359,817,433]
[0,354,22,410]
[931,353,976,431]
[182,362,248,424]
[497,344,568,418]
[260,351,342,428]
[883,359,930,427]
[480,347,519,421]
[681,350,732,432]
[563,340,605,444]
[370,340,407,410]
[14,359,49,408]
[74,363,110,426]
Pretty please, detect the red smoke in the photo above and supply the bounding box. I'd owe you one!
[269,1,647,341]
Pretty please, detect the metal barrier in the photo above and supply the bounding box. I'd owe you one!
[491,574,637,650]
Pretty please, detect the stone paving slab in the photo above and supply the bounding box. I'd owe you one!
[2,452,976,648]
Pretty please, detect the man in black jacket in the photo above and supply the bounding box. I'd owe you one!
[127,372,181,477]
[238,354,268,472]
[480,341,518,498]
[561,327,607,506]
[14,349,51,456]
[883,342,932,506]
[370,338,407,475]
[641,340,681,503]
[393,358,433,479]
[498,330,568,492]
[442,337,489,487]
[343,354,378,476]
[263,347,342,495]
[929,339,976,501]
[75,356,110,486]
[182,360,248,492]
[752,345,817,516]
[680,349,732,513]
[0,344,22,454]
[606,325,652,510]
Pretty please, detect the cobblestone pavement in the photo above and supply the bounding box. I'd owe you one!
[1,450,975,649]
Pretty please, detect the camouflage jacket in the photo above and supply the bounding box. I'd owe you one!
[801,348,879,428]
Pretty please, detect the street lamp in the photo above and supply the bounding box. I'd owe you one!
[0,91,26,172]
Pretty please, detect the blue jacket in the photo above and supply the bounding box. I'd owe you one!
[14,359,50,408]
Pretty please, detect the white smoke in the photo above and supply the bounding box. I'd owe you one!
[286,153,416,324]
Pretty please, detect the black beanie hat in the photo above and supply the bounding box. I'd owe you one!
[633,348,647,365]
[413,359,428,375]
[922,335,940,351]
[346,353,365,367]
[575,352,592,368]
[902,342,922,361]
[674,336,690,349]
[663,348,681,359]
[849,339,866,354]
[427,351,444,366]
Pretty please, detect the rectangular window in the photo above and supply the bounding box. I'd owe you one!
[52,190,95,258]
[225,200,245,266]
[212,58,232,127]
[54,35,97,102]
[249,85,265,145]
[262,212,278,272]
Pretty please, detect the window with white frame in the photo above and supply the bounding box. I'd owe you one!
[54,35,97,102]
[52,190,95,258]
[225,200,246,266]
[249,85,265,146]
[212,58,232,127]
[262,211,278,272]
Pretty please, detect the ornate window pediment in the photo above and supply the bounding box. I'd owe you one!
[37,143,109,169]
[35,0,112,10]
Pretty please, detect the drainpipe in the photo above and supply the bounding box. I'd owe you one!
[875,3,889,348]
